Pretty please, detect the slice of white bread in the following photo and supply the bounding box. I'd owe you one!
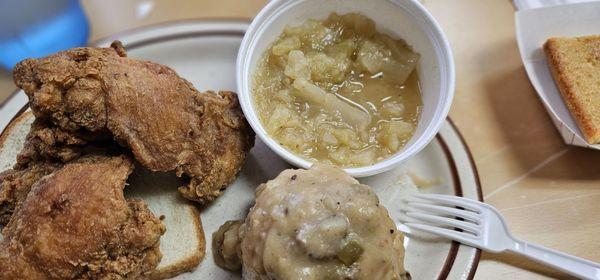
[127,167,206,279]
[0,110,34,171]
[0,109,205,279]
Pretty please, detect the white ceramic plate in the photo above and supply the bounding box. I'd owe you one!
[0,20,481,280]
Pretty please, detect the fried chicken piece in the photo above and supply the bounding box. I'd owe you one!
[0,117,119,227]
[14,117,116,170]
[13,41,255,204]
[0,155,165,279]
[14,119,98,167]
[0,160,60,226]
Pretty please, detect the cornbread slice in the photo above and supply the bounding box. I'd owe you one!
[544,36,600,144]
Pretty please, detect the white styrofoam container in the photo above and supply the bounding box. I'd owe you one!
[236,0,455,177]
[516,1,600,149]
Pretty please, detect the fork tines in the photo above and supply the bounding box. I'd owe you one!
[400,194,483,243]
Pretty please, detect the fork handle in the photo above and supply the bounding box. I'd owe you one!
[510,239,600,280]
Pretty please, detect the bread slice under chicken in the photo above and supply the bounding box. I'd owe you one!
[0,110,205,279]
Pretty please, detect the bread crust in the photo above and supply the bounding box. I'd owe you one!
[544,36,600,144]
[150,207,206,280]
[0,109,32,153]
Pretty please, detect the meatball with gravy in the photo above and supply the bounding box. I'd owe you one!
[213,164,408,280]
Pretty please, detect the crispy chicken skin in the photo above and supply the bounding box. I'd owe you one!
[0,118,118,227]
[0,155,165,279]
[14,119,101,167]
[0,160,60,225]
[13,41,255,204]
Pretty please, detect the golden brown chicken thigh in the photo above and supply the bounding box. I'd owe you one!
[13,41,254,204]
[0,155,165,279]
[0,160,59,225]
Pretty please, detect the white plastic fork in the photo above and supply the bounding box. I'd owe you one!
[401,194,600,280]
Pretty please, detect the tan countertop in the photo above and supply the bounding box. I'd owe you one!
[1,0,598,279]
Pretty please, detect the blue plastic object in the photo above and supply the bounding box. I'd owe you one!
[0,0,89,70]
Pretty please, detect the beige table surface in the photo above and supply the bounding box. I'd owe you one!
[1,0,599,279]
